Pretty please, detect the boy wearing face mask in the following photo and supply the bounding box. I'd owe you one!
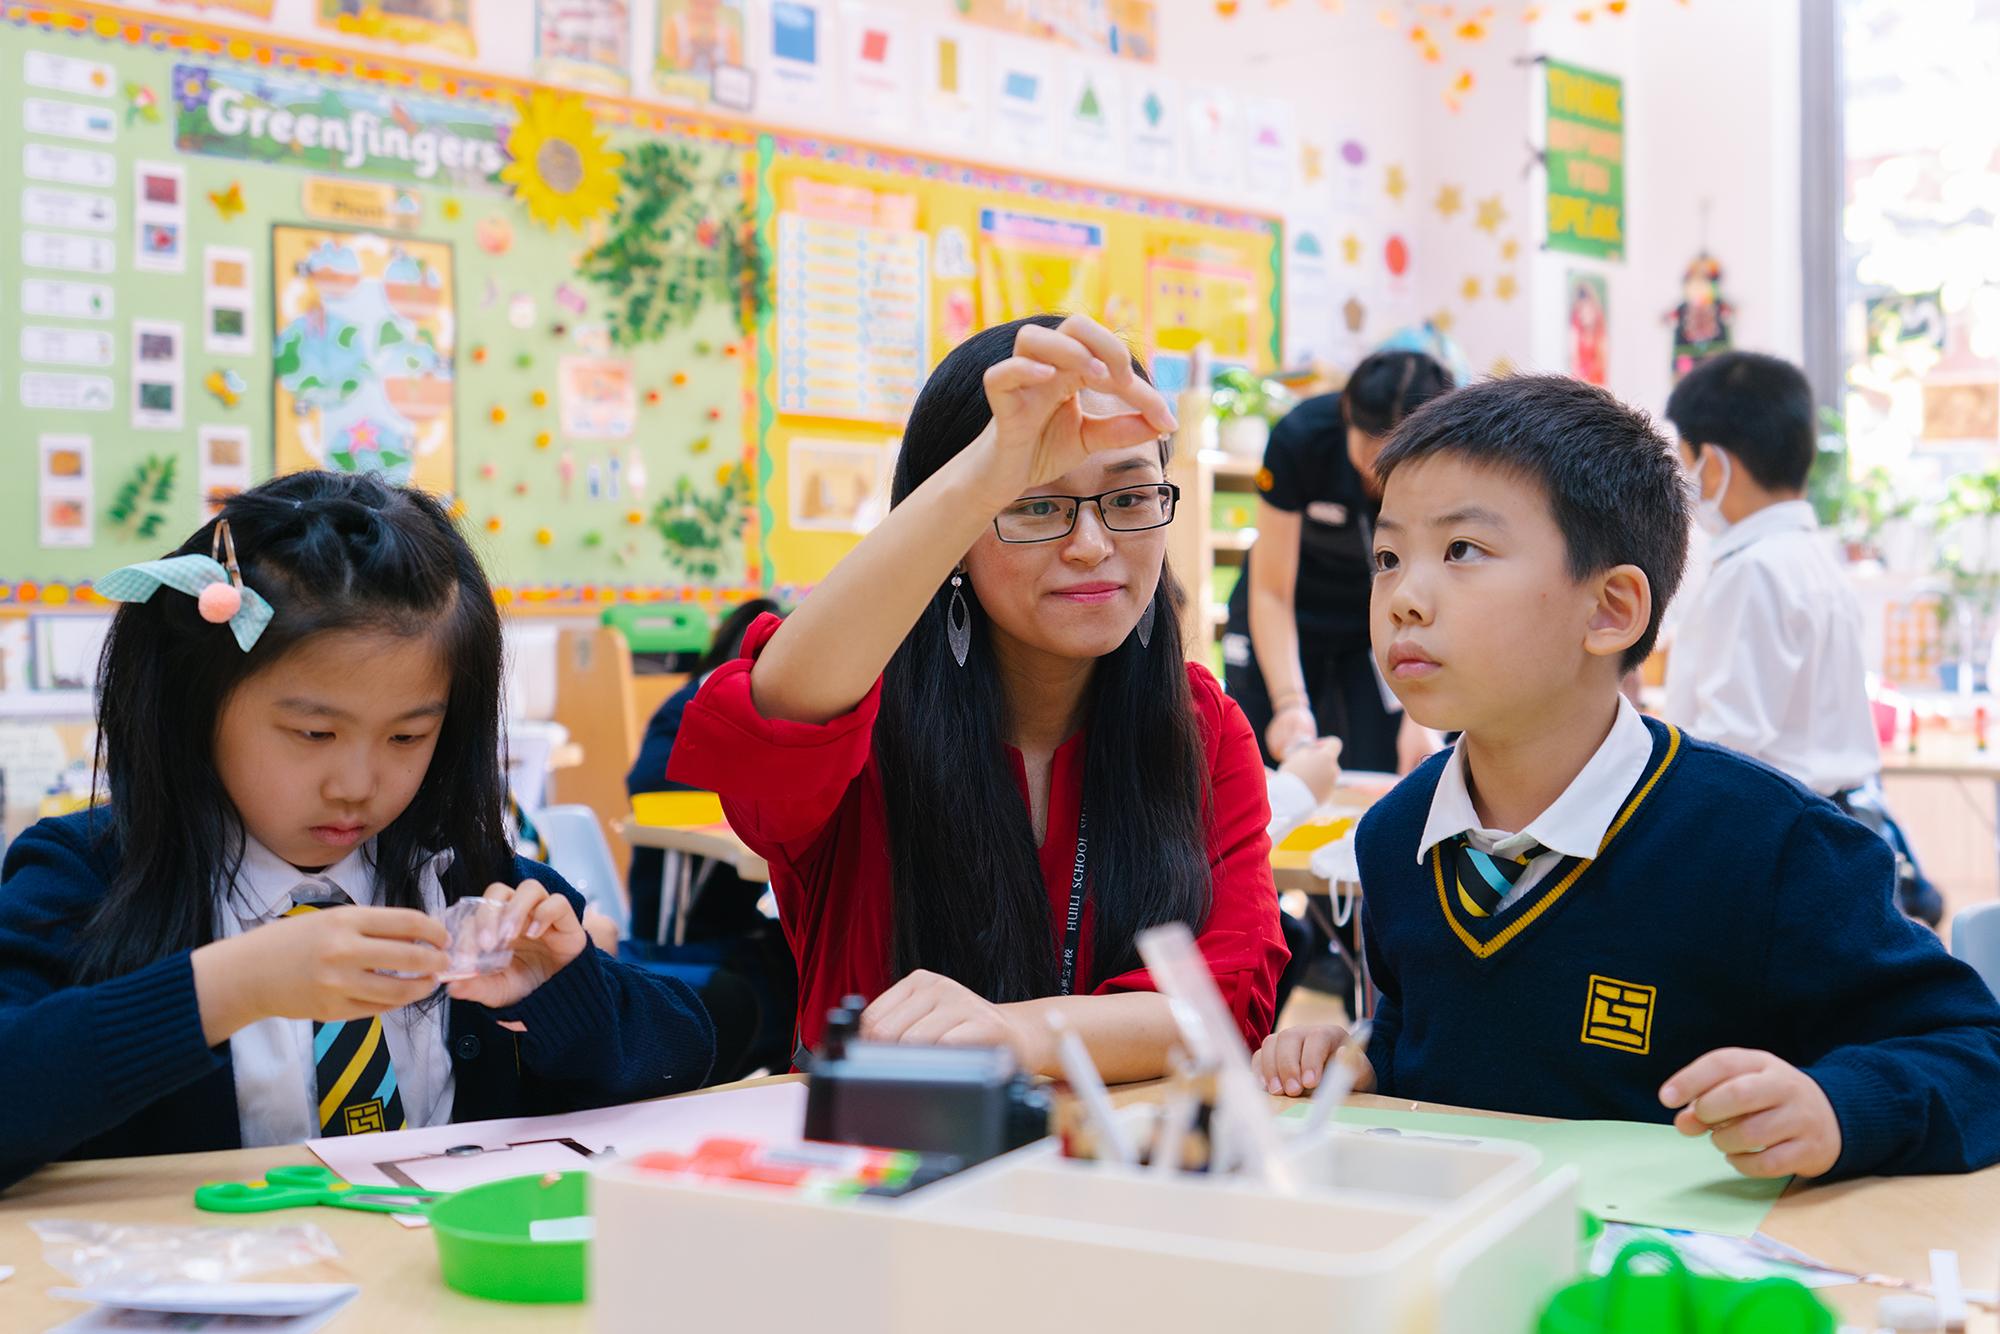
[1663,353,1940,925]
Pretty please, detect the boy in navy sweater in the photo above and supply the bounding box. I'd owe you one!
[1252,375,2000,1181]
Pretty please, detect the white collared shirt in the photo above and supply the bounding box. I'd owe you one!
[217,837,456,1147]
[1662,500,1879,796]
[1417,695,1655,913]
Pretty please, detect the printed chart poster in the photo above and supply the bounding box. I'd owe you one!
[840,3,915,129]
[764,0,828,114]
[923,26,984,148]
[1124,72,1176,179]
[978,209,1104,327]
[173,64,509,192]
[956,0,1156,63]
[989,43,1055,159]
[559,356,638,438]
[162,0,277,16]
[272,226,457,493]
[656,0,746,102]
[788,438,892,533]
[1545,59,1625,261]
[1566,270,1609,386]
[536,0,633,93]
[775,182,929,424]
[1060,64,1122,171]
[1184,86,1241,190]
[23,49,116,98]
[199,424,255,516]
[39,434,93,549]
[1922,382,2000,441]
[1146,250,1256,392]
[317,0,477,58]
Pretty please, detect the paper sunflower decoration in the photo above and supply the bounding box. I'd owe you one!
[500,92,624,231]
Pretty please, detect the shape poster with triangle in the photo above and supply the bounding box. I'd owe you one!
[1061,63,1122,169]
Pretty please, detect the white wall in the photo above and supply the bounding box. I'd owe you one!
[1406,2,1804,418]
[113,0,1800,397]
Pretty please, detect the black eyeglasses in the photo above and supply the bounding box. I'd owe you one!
[993,483,1181,544]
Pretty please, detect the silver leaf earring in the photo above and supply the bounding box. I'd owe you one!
[947,572,972,667]
[1136,594,1156,649]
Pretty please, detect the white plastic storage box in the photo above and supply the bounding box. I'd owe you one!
[592,1124,1580,1334]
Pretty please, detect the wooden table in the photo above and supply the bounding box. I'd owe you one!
[1329,1093,2000,1331]
[8,1077,1989,1331]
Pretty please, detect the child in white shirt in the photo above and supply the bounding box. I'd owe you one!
[1664,352,1940,924]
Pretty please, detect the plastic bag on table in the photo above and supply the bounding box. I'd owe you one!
[31,1219,340,1287]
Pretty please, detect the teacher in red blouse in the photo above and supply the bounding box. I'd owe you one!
[670,314,1288,1083]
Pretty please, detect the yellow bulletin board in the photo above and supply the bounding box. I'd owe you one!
[755,138,1281,589]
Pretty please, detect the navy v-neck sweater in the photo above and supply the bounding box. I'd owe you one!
[1357,717,2000,1180]
[0,811,716,1192]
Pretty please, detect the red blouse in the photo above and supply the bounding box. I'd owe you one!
[667,614,1288,1056]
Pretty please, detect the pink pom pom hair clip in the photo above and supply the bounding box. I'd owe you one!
[94,518,276,652]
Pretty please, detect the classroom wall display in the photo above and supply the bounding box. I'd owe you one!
[756,137,1280,585]
[1543,59,1624,262]
[271,225,458,492]
[1667,251,1733,382]
[656,0,746,103]
[954,0,1158,65]
[316,0,477,59]
[0,3,1276,612]
[536,0,633,94]
[1566,269,1608,387]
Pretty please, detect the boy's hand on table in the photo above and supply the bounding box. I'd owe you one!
[1253,1024,1376,1099]
[1661,1047,1841,1179]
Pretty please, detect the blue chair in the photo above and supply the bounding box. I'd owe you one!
[528,804,629,935]
[1951,901,2000,1003]
[531,804,767,1081]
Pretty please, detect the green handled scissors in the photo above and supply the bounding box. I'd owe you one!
[195,1164,444,1215]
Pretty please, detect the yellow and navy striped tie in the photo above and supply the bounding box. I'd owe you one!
[1448,835,1548,919]
[285,882,409,1137]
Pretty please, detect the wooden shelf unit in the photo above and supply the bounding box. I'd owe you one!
[1166,391,1264,669]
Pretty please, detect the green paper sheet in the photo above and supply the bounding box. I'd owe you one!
[1282,1105,1790,1237]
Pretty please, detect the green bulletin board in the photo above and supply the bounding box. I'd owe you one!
[0,4,1282,615]
[1,10,759,605]
[1544,58,1625,263]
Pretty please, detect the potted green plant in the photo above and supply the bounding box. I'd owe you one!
[1931,467,2000,693]
[1806,405,1849,531]
[1840,465,1917,565]
[1209,367,1294,459]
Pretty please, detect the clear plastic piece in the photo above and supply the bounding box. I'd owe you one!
[31,1220,340,1287]
[436,896,519,981]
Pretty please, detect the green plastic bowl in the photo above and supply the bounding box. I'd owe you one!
[1541,1241,1833,1334]
[428,1171,590,1304]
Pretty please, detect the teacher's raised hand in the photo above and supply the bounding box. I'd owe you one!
[968,315,1179,508]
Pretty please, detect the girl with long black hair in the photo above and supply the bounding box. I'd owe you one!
[670,315,1288,1081]
[0,471,713,1190]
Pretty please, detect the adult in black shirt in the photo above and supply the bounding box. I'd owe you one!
[1223,350,1453,771]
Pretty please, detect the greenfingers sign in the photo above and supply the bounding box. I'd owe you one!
[1544,59,1624,261]
[172,63,509,189]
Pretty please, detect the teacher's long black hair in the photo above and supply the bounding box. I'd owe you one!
[875,316,1213,1003]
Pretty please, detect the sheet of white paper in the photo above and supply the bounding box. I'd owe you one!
[52,1285,360,1318]
[308,1081,809,1190]
[49,1283,356,1332]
